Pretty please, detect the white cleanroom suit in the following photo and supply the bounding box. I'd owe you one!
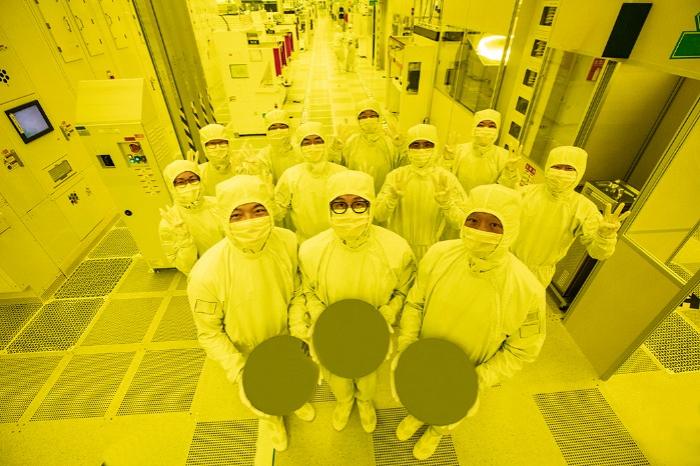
[299,170,417,433]
[275,122,347,243]
[158,160,224,275]
[375,124,469,262]
[511,146,619,286]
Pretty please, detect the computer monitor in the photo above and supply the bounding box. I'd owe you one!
[5,100,54,143]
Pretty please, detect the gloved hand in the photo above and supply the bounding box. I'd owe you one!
[389,170,407,200]
[238,142,264,176]
[598,203,631,238]
[443,130,459,160]
[389,352,402,403]
[388,129,406,148]
[505,143,522,172]
[186,149,199,164]
[431,172,451,207]
[237,373,271,419]
[159,205,189,239]
[305,323,320,365]
[332,123,353,151]
[227,352,247,384]
[358,161,377,178]
[466,390,481,418]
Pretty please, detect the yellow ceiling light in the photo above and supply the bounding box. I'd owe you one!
[476,35,510,64]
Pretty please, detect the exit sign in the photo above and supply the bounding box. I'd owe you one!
[671,12,700,59]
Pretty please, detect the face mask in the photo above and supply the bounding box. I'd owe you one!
[331,211,370,243]
[546,169,577,193]
[358,117,379,134]
[409,148,433,168]
[268,128,290,145]
[301,143,326,163]
[174,184,200,206]
[206,146,230,166]
[228,216,272,252]
[473,127,498,147]
[460,226,502,259]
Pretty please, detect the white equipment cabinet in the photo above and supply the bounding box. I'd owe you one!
[76,78,177,270]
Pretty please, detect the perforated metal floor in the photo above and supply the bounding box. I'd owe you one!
[81,297,162,346]
[117,258,179,293]
[0,300,42,350]
[0,356,63,423]
[152,296,197,342]
[31,352,134,421]
[185,419,258,466]
[533,389,649,465]
[373,407,460,466]
[644,311,700,373]
[7,298,104,353]
[54,258,132,298]
[117,348,206,416]
[88,228,140,259]
[614,347,661,375]
[308,380,336,403]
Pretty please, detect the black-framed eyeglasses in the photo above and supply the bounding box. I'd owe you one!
[330,200,370,214]
[173,176,200,188]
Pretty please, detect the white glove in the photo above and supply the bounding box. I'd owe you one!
[598,203,631,238]
[238,142,264,176]
[159,205,189,239]
[389,170,407,200]
[332,123,353,151]
[505,143,522,172]
[443,130,459,160]
[186,149,199,164]
[431,172,451,207]
[304,323,324,385]
[387,129,405,148]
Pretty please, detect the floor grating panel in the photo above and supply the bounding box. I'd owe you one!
[533,389,649,465]
[117,258,178,293]
[373,407,460,466]
[308,380,336,403]
[644,311,700,373]
[185,419,258,466]
[117,348,206,416]
[88,228,140,259]
[7,298,104,353]
[176,271,189,290]
[81,297,162,346]
[0,300,43,350]
[152,296,197,342]
[0,356,63,423]
[614,347,661,375]
[54,258,132,298]
[31,352,134,421]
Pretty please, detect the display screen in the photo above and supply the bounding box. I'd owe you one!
[4,100,54,143]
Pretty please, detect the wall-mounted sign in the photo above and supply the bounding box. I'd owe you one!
[670,12,700,59]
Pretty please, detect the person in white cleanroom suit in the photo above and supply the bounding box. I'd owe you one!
[511,146,630,287]
[375,124,469,262]
[333,23,346,71]
[330,99,406,196]
[158,160,224,275]
[344,23,356,72]
[197,124,238,196]
[274,122,347,243]
[394,184,545,461]
[299,170,417,434]
[442,109,521,194]
[258,109,303,185]
[187,175,312,452]
[197,123,271,196]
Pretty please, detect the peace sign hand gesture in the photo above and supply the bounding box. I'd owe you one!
[598,203,631,238]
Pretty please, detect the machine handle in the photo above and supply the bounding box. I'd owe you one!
[74,15,85,31]
[63,16,73,32]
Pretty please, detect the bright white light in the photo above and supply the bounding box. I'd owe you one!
[476,35,509,63]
